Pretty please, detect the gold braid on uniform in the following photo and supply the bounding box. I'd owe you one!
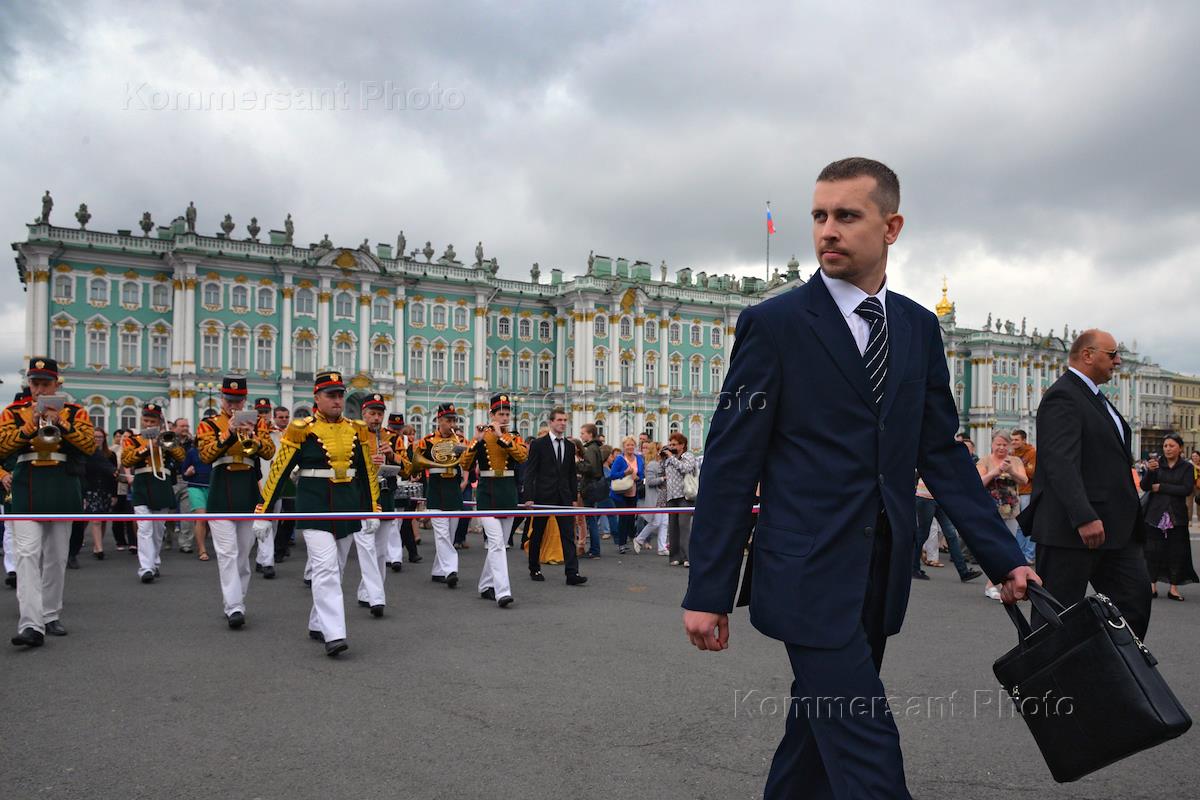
[0,405,30,458]
[352,419,381,511]
[257,417,308,513]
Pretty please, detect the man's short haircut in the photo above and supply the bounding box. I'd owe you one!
[581,422,598,437]
[1068,329,1104,360]
[550,406,568,420]
[817,157,900,214]
[1012,429,1028,439]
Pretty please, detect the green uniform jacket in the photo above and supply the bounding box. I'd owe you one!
[121,434,185,510]
[470,431,528,512]
[0,402,96,513]
[198,412,277,514]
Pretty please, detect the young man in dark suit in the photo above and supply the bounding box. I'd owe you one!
[681,158,1039,799]
[522,407,587,585]
[1019,329,1150,638]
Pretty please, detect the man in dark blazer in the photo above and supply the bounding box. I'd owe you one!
[1018,329,1150,638]
[522,408,586,585]
[681,158,1038,800]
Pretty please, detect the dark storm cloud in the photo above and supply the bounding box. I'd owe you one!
[2,0,1199,383]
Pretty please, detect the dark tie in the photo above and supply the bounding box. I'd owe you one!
[554,437,562,464]
[855,297,888,405]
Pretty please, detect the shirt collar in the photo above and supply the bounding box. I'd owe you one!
[1068,366,1101,395]
[819,269,888,321]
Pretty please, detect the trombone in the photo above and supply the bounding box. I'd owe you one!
[138,427,174,481]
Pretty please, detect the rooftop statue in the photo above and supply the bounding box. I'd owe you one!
[220,214,235,236]
[475,241,484,266]
[319,233,332,248]
[75,203,91,229]
[396,230,406,256]
[185,201,197,233]
[284,213,294,244]
[39,190,53,224]
[422,241,434,262]
[140,211,154,237]
[442,243,457,262]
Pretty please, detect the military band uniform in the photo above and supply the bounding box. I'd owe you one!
[355,393,407,614]
[258,371,380,654]
[198,378,277,626]
[252,398,280,575]
[384,413,409,568]
[416,403,474,588]
[0,358,96,646]
[1,393,28,585]
[122,404,186,582]
[470,393,528,607]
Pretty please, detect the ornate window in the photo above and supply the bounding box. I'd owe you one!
[621,356,634,391]
[255,333,274,371]
[669,361,681,392]
[538,320,552,341]
[408,413,425,439]
[689,360,702,392]
[53,275,74,303]
[52,326,73,365]
[257,288,275,314]
[372,295,391,323]
[496,352,512,389]
[120,405,139,431]
[518,353,532,390]
[537,359,551,391]
[644,358,657,389]
[690,418,703,448]
[333,339,354,375]
[121,281,140,307]
[669,322,682,345]
[88,405,106,432]
[372,342,392,374]
[593,315,607,339]
[408,342,425,381]
[89,278,109,305]
[453,305,469,330]
[594,355,607,388]
[452,349,468,383]
[619,316,633,340]
[88,327,109,367]
[151,283,170,310]
[293,335,315,374]
[431,348,447,383]
[690,323,702,347]
[710,361,723,391]
[432,305,448,329]
[229,328,250,371]
[669,417,682,435]
[518,318,533,340]
[202,282,221,309]
[149,331,170,371]
[410,302,426,327]
[644,320,658,343]
[295,287,316,315]
[497,316,511,338]
[710,325,722,348]
[230,285,249,311]
[334,291,354,319]
[201,332,221,370]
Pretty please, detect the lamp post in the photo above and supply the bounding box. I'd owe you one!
[199,381,217,412]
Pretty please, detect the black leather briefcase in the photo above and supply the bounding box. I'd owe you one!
[993,584,1191,782]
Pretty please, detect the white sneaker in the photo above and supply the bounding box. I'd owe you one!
[657,549,670,556]
[632,539,643,554]
[985,585,1002,601]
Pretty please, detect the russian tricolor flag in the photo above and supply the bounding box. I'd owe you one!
[766,203,776,235]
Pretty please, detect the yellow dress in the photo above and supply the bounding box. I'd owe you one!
[522,516,564,564]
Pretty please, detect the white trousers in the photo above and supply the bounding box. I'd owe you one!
[477,516,513,601]
[386,517,405,564]
[304,529,352,641]
[3,521,15,573]
[12,520,71,634]
[257,499,281,567]
[134,506,165,577]
[430,515,458,577]
[637,513,669,552]
[209,519,255,616]
[355,523,389,606]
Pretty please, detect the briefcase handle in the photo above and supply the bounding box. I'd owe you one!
[1004,583,1067,644]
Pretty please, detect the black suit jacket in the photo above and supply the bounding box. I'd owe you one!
[1019,370,1139,549]
[523,434,577,505]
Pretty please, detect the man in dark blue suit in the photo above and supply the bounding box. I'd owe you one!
[682,158,1040,799]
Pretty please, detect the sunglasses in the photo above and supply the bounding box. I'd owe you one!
[1088,347,1119,359]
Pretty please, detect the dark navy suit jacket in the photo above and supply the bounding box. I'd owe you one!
[682,271,1027,648]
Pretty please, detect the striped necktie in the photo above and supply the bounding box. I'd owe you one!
[855,296,888,405]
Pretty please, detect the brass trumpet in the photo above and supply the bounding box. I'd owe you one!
[36,425,63,447]
[159,430,177,447]
[238,430,263,458]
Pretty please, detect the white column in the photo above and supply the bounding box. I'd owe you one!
[472,297,487,392]
[554,315,566,391]
[658,314,670,393]
[393,293,407,384]
[24,273,35,362]
[1017,358,1029,417]
[31,256,50,356]
[183,276,197,377]
[607,311,619,395]
[317,280,331,370]
[357,282,371,375]
[633,309,645,392]
[724,315,735,366]
[280,282,294,379]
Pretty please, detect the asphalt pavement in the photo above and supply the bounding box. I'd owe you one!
[1,530,1196,800]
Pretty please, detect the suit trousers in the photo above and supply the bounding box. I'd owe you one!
[3,521,15,574]
[209,519,256,616]
[430,515,459,577]
[763,516,911,800]
[478,516,513,601]
[355,523,388,607]
[528,513,580,576]
[134,506,165,578]
[304,529,352,641]
[12,520,71,634]
[1034,538,1151,640]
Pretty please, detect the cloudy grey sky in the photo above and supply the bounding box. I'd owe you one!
[2,0,1198,387]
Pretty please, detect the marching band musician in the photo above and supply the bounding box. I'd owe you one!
[0,358,96,647]
[196,376,276,629]
[2,388,32,589]
[355,392,408,617]
[414,402,474,589]
[256,371,380,657]
[384,412,409,570]
[469,392,528,608]
[122,402,186,584]
[252,396,280,578]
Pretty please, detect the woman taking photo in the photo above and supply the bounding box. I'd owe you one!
[1141,433,1199,601]
[609,436,644,555]
[976,432,1029,600]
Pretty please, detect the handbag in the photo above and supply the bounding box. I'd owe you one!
[610,476,634,493]
[992,584,1191,782]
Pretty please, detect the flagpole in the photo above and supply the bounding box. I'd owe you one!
[766,200,771,282]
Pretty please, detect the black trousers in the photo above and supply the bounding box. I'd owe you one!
[69,520,87,559]
[763,512,909,799]
[274,498,295,559]
[1034,538,1152,640]
[528,513,580,576]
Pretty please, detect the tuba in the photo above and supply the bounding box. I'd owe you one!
[411,438,467,476]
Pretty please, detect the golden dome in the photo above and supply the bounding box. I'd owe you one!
[935,277,954,317]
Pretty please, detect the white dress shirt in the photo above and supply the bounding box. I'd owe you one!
[819,269,888,356]
[1068,366,1124,439]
